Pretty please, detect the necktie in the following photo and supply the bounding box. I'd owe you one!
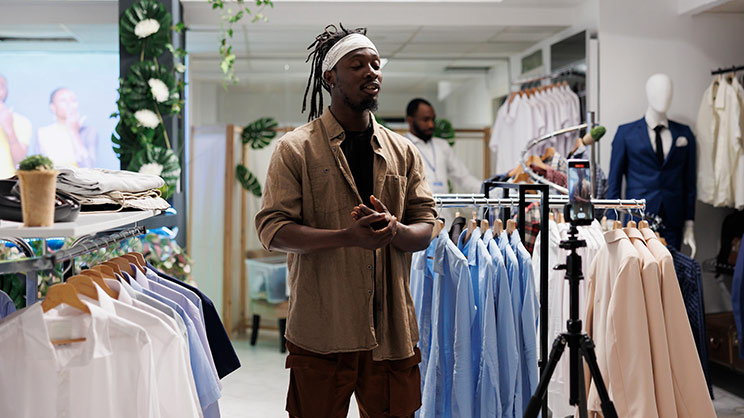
[654,125,665,165]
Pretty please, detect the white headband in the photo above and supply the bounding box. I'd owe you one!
[322,33,379,73]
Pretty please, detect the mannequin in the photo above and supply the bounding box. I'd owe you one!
[607,74,697,255]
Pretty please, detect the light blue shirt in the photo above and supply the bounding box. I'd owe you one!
[129,278,222,418]
[508,231,539,415]
[484,229,519,418]
[421,230,475,418]
[457,228,483,398]
[411,238,437,390]
[497,230,523,416]
[473,236,502,418]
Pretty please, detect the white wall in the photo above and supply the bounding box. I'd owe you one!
[189,79,440,128]
[597,0,744,311]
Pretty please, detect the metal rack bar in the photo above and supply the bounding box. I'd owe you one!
[433,195,647,209]
[711,65,744,76]
[438,184,646,417]
[0,225,146,304]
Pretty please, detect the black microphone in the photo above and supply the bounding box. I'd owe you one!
[581,126,606,146]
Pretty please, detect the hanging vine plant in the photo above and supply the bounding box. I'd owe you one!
[208,0,274,87]
[113,0,185,200]
[120,0,172,60]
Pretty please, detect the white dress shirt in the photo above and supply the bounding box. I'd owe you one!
[0,303,160,418]
[405,133,482,194]
[85,283,203,418]
[490,94,538,174]
[696,76,742,207]
[645,110,673,159]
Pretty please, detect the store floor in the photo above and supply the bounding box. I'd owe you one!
[220,330,744,418]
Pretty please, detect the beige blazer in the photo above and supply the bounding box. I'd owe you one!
[585,230,659,417]
[626,228,677,418]
[641,228,717,418]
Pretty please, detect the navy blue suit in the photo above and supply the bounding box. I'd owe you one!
[607,117,696,249]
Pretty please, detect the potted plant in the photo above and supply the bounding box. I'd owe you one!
[16,155,58,227]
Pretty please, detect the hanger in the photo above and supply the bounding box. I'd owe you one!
[455,211,461,219]
[541,147,556,162]
[601,215,607,230]
[102,261,124,280]
[465,219,477,243]
[41,283,90,345]
[480,218,490,235]
[109,257,135,277]
[612,207,623,230]
[626,220,637,229]
[67,275,100,301]
[432,219,445,239]
[91,264,116,279]
[636,201,648,229]
[506,219,517,235]
[42,283,91,314]
[557,212,565,224]
[121,254,145,274]
[80,269,118,298]
[549,212,555,222]
[526,154,549,171]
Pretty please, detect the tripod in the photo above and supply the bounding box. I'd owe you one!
[523,223,618,418]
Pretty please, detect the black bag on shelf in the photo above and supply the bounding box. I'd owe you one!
[0,179,81,223]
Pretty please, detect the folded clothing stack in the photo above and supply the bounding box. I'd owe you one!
[56,168,171,212]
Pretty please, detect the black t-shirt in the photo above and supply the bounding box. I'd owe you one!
[340,125,375,208]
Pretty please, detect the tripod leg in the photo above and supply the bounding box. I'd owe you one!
[524,336,567,418]
[579,335,618,418]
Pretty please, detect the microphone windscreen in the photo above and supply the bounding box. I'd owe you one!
[582,125,607,145]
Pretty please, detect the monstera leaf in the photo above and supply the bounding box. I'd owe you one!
[128,145,181,199]
[119,61,179,117]
[236,164,262,197]
[241,117,278,150]
[434,118,455,146]
[120,0,171,59]
[112,116,168,168]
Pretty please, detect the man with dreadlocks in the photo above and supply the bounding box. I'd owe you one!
[256,24,436,418]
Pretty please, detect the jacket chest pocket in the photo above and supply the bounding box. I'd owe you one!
[309,166,354,215]
[381,174,408,218]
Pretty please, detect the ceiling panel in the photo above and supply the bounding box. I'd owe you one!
[411,26,504,43]
[703,0,744,13]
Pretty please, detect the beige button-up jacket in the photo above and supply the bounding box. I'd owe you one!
[585,229,658,417]
[255,110,436,361]
[641,228,716,418]
[626,228,677,418]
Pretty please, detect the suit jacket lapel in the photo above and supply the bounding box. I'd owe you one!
[664,123,681,167]
[636,119,659,166]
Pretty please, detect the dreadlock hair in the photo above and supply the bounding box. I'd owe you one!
[302,23,368,122]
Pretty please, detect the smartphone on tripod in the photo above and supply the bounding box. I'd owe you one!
[567,159,593,225]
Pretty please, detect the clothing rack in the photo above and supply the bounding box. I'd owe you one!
[711,65,744,76]
[0,225,146,304]
[512,68,586,87]
[434,186,646,417]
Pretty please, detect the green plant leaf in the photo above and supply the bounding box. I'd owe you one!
[241,117,278,149]
[127,145,181,200]
[119,60,179,117]
[120,0,172,59]
[236,164,262,197]
[18,155,54,171]
[434,118,455,145]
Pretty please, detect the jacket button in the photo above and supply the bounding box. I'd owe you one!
[368,290,373,295]
[367,265,372,270]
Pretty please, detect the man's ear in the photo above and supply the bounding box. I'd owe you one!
[406,115,414,127]
[323,70,336,88]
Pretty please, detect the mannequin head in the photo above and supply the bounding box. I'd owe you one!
[645,74,673,115]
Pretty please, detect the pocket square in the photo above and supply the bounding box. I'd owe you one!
[676,136,688,147]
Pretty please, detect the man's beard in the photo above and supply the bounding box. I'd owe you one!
[412,124,433,142]
[343,93,378,113]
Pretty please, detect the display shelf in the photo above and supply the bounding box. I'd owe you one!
[0,210,160,239]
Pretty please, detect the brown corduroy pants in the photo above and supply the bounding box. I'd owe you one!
[285,341,422,418]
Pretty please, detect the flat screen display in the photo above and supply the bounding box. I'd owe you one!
[0,52,120,179]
